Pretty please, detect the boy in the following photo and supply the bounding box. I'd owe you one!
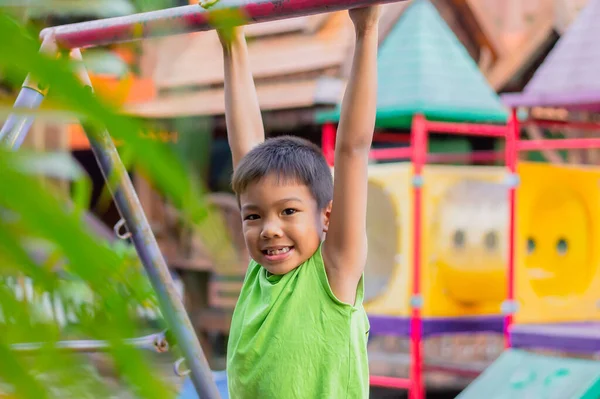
[216,6,379,398]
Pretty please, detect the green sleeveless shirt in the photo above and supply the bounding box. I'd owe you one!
[226,244,370,398]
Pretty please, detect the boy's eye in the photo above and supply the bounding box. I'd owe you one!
[282,208,297,216]
[244,214,260,221]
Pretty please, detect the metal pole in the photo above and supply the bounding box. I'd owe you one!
[409,113,426,399]
[0,35,58,150]
[504,108,519,349]
[69,49,220,398]
[40,0,408,49]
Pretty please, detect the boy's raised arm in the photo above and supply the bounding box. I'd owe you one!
[322,7,379,305]
[219,28,265,170]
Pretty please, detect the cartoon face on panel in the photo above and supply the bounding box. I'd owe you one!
[435,180,507,305]
[525,189,592,297]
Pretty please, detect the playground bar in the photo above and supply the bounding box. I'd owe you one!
[504,109,519,348]
[0,89,45,149]
[369,148,503,163]
[40,0,409,49]
[409,113,426,399]
[0,34,57,149]
[70,50,221,399]
[370,375,412,390]
[427,150,502,163]
[424,120,506,138]
[322,123,336,166]
[518,137,600,151]
[369,147,412,160]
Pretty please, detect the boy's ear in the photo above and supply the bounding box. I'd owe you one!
[322,200,333,233]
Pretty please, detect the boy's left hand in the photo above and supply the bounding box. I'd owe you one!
[349,5,381,34]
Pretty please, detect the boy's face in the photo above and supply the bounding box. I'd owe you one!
[239,173,330,275]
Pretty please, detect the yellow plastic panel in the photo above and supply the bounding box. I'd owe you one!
[364,162,508,318]
[515,162,600,323]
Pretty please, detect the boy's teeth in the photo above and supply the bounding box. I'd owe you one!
[267,247,290,255]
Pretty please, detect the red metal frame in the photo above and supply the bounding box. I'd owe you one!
[322,107,600,399]
[322,111,600,399]
[504,109,519,349]
[321,115,511,399]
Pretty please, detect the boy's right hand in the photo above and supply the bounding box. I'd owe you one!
[199,0,245,48]
[349,5,380,34]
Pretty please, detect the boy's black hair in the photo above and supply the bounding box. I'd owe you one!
[231,135,333,209]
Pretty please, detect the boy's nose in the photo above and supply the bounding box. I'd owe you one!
[261,222,283,239]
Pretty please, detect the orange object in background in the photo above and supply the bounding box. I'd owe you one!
[69,44,157,150]
[90,73,156,107]
[69,72,156,150]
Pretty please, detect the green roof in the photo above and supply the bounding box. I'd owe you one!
[316,0,508,128]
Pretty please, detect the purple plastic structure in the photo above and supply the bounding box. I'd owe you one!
[369,315,504,337]
[510,322,600,354]
[502,0,600,111]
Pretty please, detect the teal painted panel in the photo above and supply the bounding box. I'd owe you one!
[457,349,600,399]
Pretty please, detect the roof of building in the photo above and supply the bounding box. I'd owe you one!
[502,0,600,110]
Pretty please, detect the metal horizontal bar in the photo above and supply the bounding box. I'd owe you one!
[369,375,412,390]
[518,138,600,152]
[10,331,169,354]
[369,146,412,161]
[427,150,503,163]
[40,0,409,49]
[369,148,503,163]
[424,120,507,138]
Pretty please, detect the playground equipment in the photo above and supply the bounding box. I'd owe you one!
[321,2,600,397]
[500,0,600,355]
[516,162,600,324]
[0,0,411,397]
[363,159,600,323]
[364,162,507,317]
[459,1,600,396]
[323,114,512,399]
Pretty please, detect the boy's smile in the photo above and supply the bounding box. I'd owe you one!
[239,173,329,275]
